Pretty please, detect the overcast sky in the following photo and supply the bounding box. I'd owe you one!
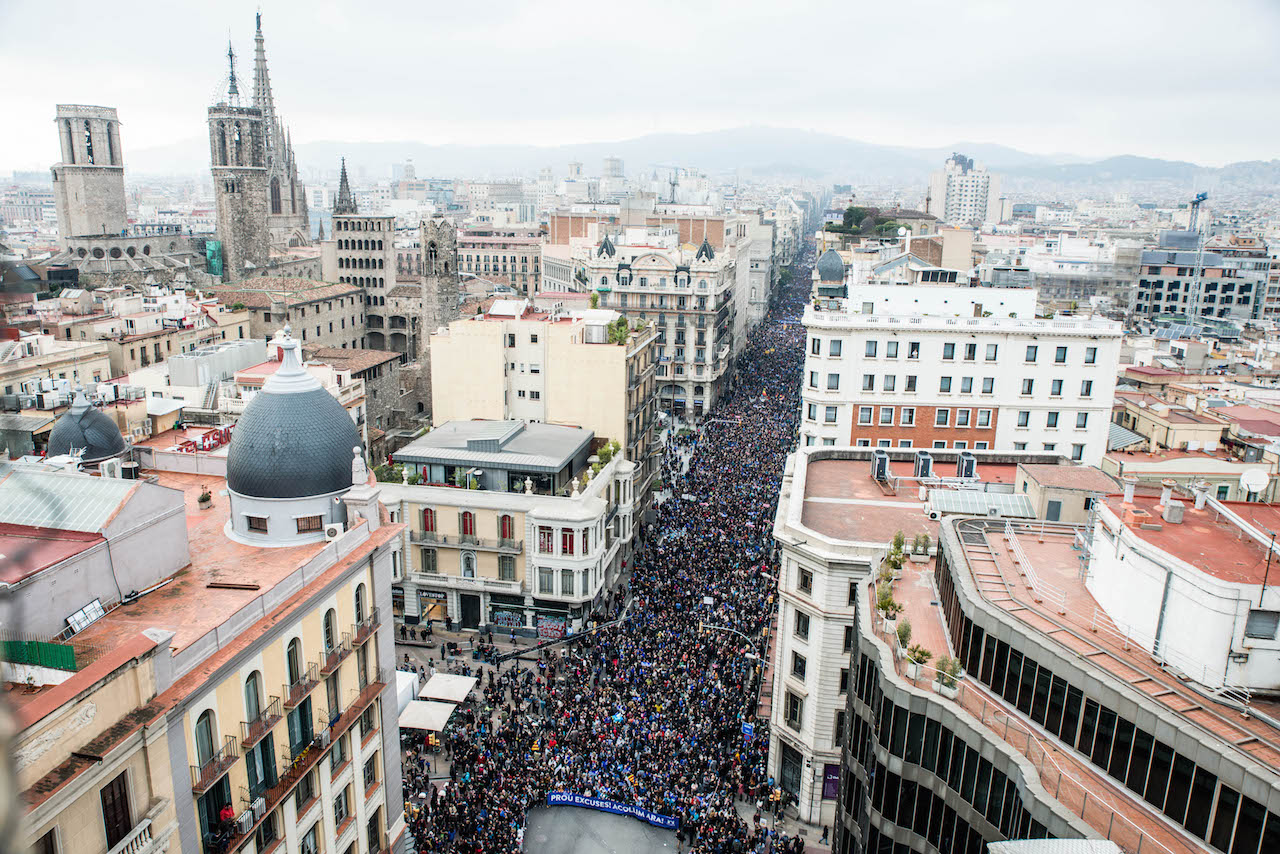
[3,0,1278,171]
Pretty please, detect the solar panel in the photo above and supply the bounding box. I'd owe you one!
[929,489,1035,519]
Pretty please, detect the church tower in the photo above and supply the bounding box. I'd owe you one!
[51,105,127,243]
[253,13,310,249]
[208,41,269,280]
[419,215,461,337]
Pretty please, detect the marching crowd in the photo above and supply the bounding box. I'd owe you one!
[403,246,814,853]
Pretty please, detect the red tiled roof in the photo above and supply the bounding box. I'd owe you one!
[0,523,104,584]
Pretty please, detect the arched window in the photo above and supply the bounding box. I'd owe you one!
[422,508,436,531]
[461,511,476,536]
[427,242,438,271]
[194,709,217,765]
[290,178,296,213]
[323,609,337,652]
[355,583,367,623]
[286,637,303,684]
[500,514,514,540]
[245,671,263,720]
[65,120,76,164]
[462,553,476,578]
[270,179,282,215]
[106,122,116,165]
[377,240,383,250]
[83,120,94,164]
[232,122,243,166]
[601,276,608,286]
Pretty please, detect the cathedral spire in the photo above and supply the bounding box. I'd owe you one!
[252,12,277,152]
[317,219,325,240]
[226,40,240,100]
[334,158,358,215]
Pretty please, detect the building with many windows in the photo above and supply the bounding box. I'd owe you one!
[382,419,638,634]
[800,288,1122,465]
[457,226,543,295]
[13,328,405,854]
[928,153,1002,226]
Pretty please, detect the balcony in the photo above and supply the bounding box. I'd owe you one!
[409,531,522,553]
[352,607,380,647]
[282,662,319,710]
[319,633,353,676]
[107,818,158,854]
[240,696,282,751]
[217,669,386,854]
[190,734,238,794]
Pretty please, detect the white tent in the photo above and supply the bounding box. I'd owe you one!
[398,700,457,732]
[395,670,417,716]
[419,673,478,703]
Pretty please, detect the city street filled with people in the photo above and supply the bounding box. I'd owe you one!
[402,243,815,853]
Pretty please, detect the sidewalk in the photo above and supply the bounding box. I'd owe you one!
[732,797,832,852]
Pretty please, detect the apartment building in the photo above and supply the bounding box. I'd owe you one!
[1136,230,1251,319]
[208,277,365,349]
[457,226,543,295]
[383,420,638,634]
[800,288,1122,465]
[0,332,111,395]
[13,330,405,854]
[320,161,397,349]
[928,153,1002,226]
[428,300,658,507]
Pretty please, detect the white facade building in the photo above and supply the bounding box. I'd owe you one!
[928,153,1002,226]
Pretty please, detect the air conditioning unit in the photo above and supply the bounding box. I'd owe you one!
[251,797,266,821]
[35,393,56,410]
[100,459,123,479]
[324,523,345,541]
[236,811,255,834]
[318,729,332,747]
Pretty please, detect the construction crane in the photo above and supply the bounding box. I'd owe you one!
[1189,191,1208,232]
[651,164,684,204]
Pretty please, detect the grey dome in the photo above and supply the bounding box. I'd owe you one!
[816,249,846,282]
[226,333,361,499]
[48,390,127,463]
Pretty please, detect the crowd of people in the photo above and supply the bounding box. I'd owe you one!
[403,244,815,853]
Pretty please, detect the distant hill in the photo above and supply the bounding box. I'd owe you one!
[124,126,1277,189]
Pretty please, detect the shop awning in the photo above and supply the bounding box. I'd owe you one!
[399,700,457,732]
[396,670,418,716]
[419,673,478,703]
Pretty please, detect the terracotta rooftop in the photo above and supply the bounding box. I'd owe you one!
[304,347,401,374]
[0,523,104,584]
[1019,464,1119,493]
[206,278,360,308]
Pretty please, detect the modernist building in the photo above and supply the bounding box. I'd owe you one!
[428,300,658,509]
[13,327,405,854]
[800,286,1122,465]
[1136,231,1250,320]
[927,153,1002,226]
[383,419,638,634]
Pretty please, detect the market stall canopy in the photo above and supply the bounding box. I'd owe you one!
[399,700,457,732]
[419,673,478,703]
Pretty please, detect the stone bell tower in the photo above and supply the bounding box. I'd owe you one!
[208,41,269,281]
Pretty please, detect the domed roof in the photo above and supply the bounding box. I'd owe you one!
[47,389,127,463]
[816,249,846,283]
[226,330,362,499]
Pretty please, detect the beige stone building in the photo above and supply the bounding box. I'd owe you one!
[429,300,657,508]
[207,277,364,349]
[0,333,111,395]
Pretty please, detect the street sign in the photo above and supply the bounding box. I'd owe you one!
[741,722,754,740]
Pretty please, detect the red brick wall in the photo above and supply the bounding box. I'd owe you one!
[848,403,999,449]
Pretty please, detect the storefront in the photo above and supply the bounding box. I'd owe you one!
[418,589,448,625]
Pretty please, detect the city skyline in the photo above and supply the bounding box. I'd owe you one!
[3,0,1279,172]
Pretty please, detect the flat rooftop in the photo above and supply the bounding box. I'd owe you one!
[1105,494,1280,585]
[799,457,1018,543]
[0,523,103,584]
[394,420,593,473]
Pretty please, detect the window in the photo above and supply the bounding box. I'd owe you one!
[858,406,873,425]
[1071,444,1085,461]
[1014,442,1027,450]
[296,515,323,534]
[530,391,540,400]
[1055,346,1067,364]
[1021,378,1034,395]
[961,377,973,393]
[808,371,818,388]
[933,440,946,449]
[880,407,894,426]
[798,566,813,593]
[811,337,820,355]
[975,441,988,450]
[1085,346,1097,364]
[829,339,842,357]
[905,375,917,392]
[100,772,131,850]
[865,340,877,357]
[784,690,804,730]
[329,731,349,772]
[1051,378,1063,396]
[986,344,998,361]
[793,609,810,639]
[824,406,838,424]
[901,407,915,426]
[943,343,955,360]
[560,569,574,596]
[301,823,320,854]
[939,377,952,393]
[956,409,971,427]
[1046,412,1059,428]
[334,785,351,826]
[194,709,217,765]
[247,515,268,533]
[1017,411,1030,427]
[538,568,553,594]
[1217,485,1230,500]
[1076,412,1089,429]
[1025,345,1038,362]
[977,409,991,427]
[806,403,817,420]
[908,341,920,359]
[964,343,977,361]
[1043,443,1056,452]
[1081,380,1093,397]
[561,528,575,555]
[935,409,950,427]
[538,526,553,553]
[1244,609,1280,640]
[827,373,840,390]
[886,341,899,358]
[34,830,57,854]
[499,555,515,581]
[863,374,875,391]
[839,668,850,694]
[883,375,896,391]
[791,652,807,679]
[421,548,438,574]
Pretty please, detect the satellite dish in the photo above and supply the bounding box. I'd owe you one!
[897,226,908,237]
[1241,469,1269,495]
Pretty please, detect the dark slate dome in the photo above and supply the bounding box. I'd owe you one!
[48,389,127,463]
[226,331,361,499]
[816,249,846,283]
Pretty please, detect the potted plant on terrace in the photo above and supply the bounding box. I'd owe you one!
[198,486,212,510]
[905,644,932,681]
[895,618,912,659]
[876,581,901,633]
[910,532,931,564]
[935,656,963,699]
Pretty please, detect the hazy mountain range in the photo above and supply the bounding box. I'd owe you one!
[120,126,1280,188]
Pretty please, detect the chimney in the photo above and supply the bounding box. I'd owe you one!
[1159,478,1176,508]
[1122,475,1137,505]
[1193,481,1208,510]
